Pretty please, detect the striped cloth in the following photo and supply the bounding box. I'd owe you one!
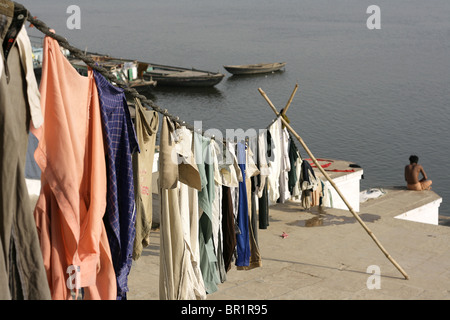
[93,70,139,300]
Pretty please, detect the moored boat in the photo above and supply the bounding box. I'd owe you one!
[143,63,225,87]
[223,62,286,75]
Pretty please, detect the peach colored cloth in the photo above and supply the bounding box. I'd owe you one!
[407,180,432,191]
[31,35,116,300]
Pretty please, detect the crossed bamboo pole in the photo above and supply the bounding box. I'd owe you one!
[258,87,410,280]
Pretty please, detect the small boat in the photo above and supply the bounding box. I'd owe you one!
[223,62,286,75]
[143,63,225,87]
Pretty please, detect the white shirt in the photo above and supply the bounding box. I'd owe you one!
[279,127,292,203]
[267,118,282,203]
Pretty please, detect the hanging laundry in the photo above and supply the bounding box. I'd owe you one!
[250,177,258,240]
[177,126,206,300]
[320,179,333,208]
[93,70,139,300]
[311,180,323,207]
[25,133,41,179]
[159,117,206,300]
[0,2,50,300]
[246,139,261,252]
[211,139,227,283]
[219,140,242,189]
[179,183,207,300]
[16,28,43,129]
[32,34,116,300]
[247,136,260,242]
[237,143,262,271]
[219,141,240,272]
[131,98,159,261]
[195,132,220,294]
[267,118,282,203]
[279,126,292,203]
[258,183,270,229]
[256,130,270,198]
[0,49,3,79]
[247,141,260,254]
[235,142,251,268]
[221,185,237,272]
[300,160,321,209]
[257,130,272,230]
[221,141,242,238]
[291,147,303,201]
[288,137,302,196]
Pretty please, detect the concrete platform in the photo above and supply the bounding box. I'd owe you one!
[128,188,450,300]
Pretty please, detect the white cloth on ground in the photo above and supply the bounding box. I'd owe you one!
[360,188,386,203]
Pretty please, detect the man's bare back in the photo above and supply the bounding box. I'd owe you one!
[404,163,426,184]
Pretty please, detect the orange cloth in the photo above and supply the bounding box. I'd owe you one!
[407,180,432,191]
[31,34,116,300]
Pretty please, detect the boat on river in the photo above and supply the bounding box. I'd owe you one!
[223,62,286,75]
[143,63,225,87]
[76,55,225,88]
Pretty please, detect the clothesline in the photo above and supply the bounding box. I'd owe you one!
[26,14,203,133]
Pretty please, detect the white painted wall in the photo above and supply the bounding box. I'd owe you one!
[323,170,364,212]
[395,198,442,225]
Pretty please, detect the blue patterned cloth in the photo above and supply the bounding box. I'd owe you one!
[236,142,250,267]
[93,70,139,300]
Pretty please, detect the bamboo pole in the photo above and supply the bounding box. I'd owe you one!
[281,83,299,116]
[258,87,410,280]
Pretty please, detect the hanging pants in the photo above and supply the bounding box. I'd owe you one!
[0,44,50,300]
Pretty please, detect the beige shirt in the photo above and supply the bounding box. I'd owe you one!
[16,25,44,129]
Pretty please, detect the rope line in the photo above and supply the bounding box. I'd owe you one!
[26,13,196,132]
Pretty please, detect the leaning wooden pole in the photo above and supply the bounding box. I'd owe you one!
[281,83,299,116]
[258,88,410,280]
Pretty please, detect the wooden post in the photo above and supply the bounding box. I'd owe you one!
[258,87,410,280]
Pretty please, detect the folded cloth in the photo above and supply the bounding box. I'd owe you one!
[360,188,386,203]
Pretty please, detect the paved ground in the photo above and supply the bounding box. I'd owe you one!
[128,188,450,300]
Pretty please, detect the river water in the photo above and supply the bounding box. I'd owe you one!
[21,0,450,216]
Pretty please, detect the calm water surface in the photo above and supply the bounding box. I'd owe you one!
[22,0,450,216]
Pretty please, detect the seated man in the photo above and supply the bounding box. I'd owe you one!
[405,155,432,191]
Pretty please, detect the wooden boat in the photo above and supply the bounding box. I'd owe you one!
[223,62,286,75]
[143,63,225,87]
